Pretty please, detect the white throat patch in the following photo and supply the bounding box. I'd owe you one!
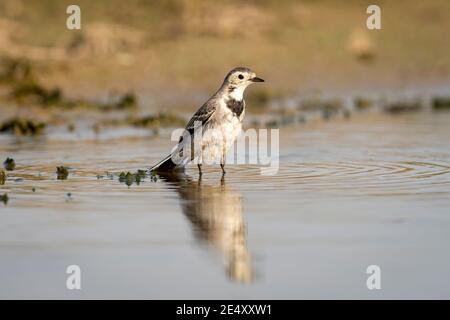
[228,85,247,101]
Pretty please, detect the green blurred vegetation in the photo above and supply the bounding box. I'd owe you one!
[0,117,46,135]
[0,193,8,205]
[56,166,69,180]
[3,157,16,171]
[0,169,6,185]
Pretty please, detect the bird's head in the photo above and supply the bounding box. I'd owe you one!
[224,67,264,86]
[222,67,264,99]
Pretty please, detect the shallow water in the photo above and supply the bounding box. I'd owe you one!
[1,112,450,299]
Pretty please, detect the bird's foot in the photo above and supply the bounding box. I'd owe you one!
[220,173,226,186]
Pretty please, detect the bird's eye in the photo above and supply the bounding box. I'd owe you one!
[238,74,244,80]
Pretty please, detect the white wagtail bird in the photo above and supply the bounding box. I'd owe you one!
[150,67,264,175]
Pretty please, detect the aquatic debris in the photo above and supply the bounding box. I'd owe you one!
[118,170,147,186]
[56,166,69,180]
[0,169,5,185]
[119,172,137,186]
[3,157,16,171]
[128,112,185,128]
[97,172,115,180]
[299,97,343,113]
[0,117,46,136]
[384,101,422,113]
[432,97,450,111]
[0,193,8,205]
[354,97,373,110]
[150,171,158,182]
[136,169,147,177]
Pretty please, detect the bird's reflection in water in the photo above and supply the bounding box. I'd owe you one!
[158,171,253,283]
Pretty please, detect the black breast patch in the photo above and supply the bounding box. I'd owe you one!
[226,99,245,117]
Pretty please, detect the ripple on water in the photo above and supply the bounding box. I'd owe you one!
[189,161,450,195]
[2,160,450,198]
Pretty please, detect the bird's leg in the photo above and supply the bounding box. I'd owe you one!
[219,136,226,185]
[197,164,203,176]
[220,144,226,175]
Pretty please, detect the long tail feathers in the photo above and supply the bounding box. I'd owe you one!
[149,154,181,173]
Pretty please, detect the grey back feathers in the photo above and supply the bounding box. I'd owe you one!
[185,100,217,134]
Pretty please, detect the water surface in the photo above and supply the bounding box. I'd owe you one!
[1,112,450,299]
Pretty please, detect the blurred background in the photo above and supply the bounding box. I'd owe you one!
[1,0,450,134]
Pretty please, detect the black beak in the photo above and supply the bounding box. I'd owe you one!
[251,76,265,82]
